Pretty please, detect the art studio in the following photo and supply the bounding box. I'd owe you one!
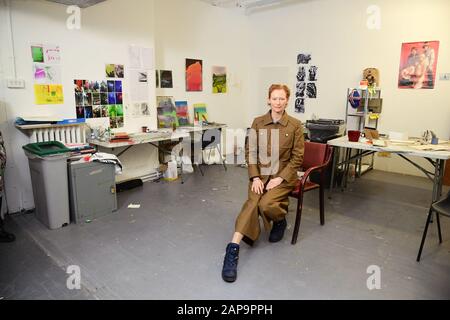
[0,0,449,303]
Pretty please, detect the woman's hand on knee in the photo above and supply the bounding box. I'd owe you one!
[251,178,264,195]
[266,177,283,191]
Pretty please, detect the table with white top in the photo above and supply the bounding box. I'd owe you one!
[88,123,228,182]
[327,135,450,204]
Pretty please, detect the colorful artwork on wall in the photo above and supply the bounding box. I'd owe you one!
[212,66,227,94]
[398,41,439,89]
[157,96,177,128]
[175,101,189,126]
[74,79,124,128]
[105,64,125,78]
[34,84,64,105]
[186,58,203,91]
[193,103,208,125]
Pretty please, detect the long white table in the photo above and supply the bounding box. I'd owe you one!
[327,136,450,203]
[88,123,228,182]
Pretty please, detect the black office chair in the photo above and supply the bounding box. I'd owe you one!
[417,190,450,261]
[197,128,227,176]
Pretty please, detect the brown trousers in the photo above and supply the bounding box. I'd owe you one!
[235,180,294,244]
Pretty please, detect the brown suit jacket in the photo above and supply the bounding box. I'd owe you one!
[246,111,305,187]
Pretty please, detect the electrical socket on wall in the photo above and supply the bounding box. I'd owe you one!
[6,78,25,89]
[439,73,450,81]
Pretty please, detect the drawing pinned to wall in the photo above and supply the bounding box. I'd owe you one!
[157,96,177,128]
[398,41,439,89]
[295,98,305,113]
[43,44,61,64]
[31,45,44,63]
[193,103,208,125]
[33,64,62,84]
[34,84,64,105]
[212,66,227,94]
[175,101,190,126]
[160,70,173,88]
[186,58,203,91]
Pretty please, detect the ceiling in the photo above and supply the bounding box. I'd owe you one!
[199,0,297,14]
[45,0,107,8]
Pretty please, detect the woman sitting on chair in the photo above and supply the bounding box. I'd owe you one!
[221,84,304,282]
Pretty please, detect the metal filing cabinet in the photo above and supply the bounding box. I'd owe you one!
[68,161,117,223]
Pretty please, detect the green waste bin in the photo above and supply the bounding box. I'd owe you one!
[23,141,71,229]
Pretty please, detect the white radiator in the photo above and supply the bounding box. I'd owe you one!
[29,125,87,144]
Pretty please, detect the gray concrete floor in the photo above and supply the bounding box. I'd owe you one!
[1,165,449,299]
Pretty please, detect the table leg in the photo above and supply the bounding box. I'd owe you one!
[329,146,337,198]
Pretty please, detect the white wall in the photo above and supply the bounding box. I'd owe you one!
[154,0,251,130]
[246,0,450,176]
[0,0,157,212]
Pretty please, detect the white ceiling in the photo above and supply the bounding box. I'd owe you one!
[45,0,107,8]
[199,0,290,12]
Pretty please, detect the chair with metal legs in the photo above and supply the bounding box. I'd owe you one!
[197,128,227,176]
[417,190,450,261]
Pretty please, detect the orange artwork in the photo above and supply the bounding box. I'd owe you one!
[186,58,202,91]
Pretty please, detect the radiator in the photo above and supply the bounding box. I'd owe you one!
[29,125,87,144]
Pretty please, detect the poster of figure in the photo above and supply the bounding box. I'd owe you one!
[398,41,439,89]
[186,58,203,91]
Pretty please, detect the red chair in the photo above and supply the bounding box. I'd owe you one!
[290,141,333,245]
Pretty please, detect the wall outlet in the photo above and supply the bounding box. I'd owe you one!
[439,73,450,81]
[6,78,25,89]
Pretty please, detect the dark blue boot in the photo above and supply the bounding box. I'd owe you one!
[222,243,239,282]
[269,218,287,242]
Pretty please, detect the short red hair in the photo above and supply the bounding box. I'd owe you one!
[268,84,290,100]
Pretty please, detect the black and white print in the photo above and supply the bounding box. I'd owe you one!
[296,82,306,97]
[296,66,306,82]
[308,66,318,81]
[295,98,305,113]
[306,83,317,98]
[297,53,311,64]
